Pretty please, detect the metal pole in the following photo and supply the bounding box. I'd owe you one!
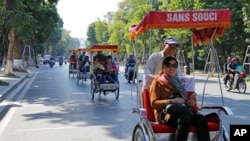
[131,39,140,113]
[201,28,225,107]
[191,31,195,76]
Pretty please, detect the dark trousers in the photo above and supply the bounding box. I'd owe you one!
[166,113,210,141]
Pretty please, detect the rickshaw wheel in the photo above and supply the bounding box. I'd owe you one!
[91,80,95,100]
[91,89,95,100]
[132,126,146,141]
[76,73,80,85]
[115,88,119,99]
[238,80,246,94]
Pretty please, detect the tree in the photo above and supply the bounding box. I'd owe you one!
[1,0,61,73]
[95,20,109,44]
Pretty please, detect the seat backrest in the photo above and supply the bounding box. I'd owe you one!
[142,89,156,122]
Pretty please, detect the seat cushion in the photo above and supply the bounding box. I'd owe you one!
[151,121,219,133]
[142,89,220,133]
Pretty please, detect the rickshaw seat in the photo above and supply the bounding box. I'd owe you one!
[142,89,219,133]
[78,61,83,66]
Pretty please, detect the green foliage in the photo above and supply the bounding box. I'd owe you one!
[84,0,250,71]
[0,0,64,59]
[95,20,109,44]
[86,23,98,47]
[0,72,19,78]
[0,80,9,86]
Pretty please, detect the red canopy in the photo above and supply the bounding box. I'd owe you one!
[68,48,89,53]
[89,45,119,53]
[129,9,230,45]
[77,48,89,52]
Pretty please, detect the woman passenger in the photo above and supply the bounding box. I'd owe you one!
[149,56,210,141]
[104,55,118,83]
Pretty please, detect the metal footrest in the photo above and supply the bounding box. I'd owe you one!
[100,84,119,90]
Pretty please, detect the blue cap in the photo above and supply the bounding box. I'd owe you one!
[164,37,179,46]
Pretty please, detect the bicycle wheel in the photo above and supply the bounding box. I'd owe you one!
[132,125,146,141]
[115,88,119,100]
[91,79,95,100]
[76,72,80,85]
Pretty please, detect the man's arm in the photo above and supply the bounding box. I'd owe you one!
[143,54,157,89]
[144,54,156,75]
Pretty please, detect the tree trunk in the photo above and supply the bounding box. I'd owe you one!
[4,30,14,74]
[13,36,25,71]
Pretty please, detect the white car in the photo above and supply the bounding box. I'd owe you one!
[43,55,51,64]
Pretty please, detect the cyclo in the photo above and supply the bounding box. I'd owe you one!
[88,45,120,100]
[129,9,233,141]
[68,49,78,78]
[76,48,92,85]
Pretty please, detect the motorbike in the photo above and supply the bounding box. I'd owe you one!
[125,62,137,83]
[225,65,247,94]
[49,60,55,68]
[59,60,63,66]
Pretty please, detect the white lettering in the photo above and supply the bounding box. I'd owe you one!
[192,12,217,22]
[167,13,173,21]
[167,13,190,22]
[234,129,247,136]
[234,129,241,136]
[241,129,247,135]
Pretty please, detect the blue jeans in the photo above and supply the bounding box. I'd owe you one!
[95,74,104,84]
[104,72,118,83]
[82,65,90,73]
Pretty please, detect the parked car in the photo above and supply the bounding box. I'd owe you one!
[43,55,51,64]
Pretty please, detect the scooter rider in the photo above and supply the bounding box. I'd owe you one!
[125,54,136,77]
[227,56,240,84]
[59,56,64,66]
[223,57,231,85]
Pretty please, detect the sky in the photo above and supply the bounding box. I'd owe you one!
[57,0,120,39]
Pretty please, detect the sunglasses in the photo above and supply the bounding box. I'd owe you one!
[165,63,178,68]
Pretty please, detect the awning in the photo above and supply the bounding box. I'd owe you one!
[129,9,230,45]
[68,48,90,53]
[89,45,119,53]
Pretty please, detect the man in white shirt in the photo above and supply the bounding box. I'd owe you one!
[143,37,181,89]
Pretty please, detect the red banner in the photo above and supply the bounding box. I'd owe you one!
[129,9,230,45]
[89,45,119,53]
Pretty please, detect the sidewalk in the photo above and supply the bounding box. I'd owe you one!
[0,67,38,101]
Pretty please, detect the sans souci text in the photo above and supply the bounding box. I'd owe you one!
[167,12,217,22]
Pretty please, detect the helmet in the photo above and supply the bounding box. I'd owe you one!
[231,57,238,62]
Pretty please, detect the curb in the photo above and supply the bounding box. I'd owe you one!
[0,68,38,102]
[0,73,29,102]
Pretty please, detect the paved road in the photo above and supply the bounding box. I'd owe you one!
[0,64,140,141]
[0,64,249,141]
